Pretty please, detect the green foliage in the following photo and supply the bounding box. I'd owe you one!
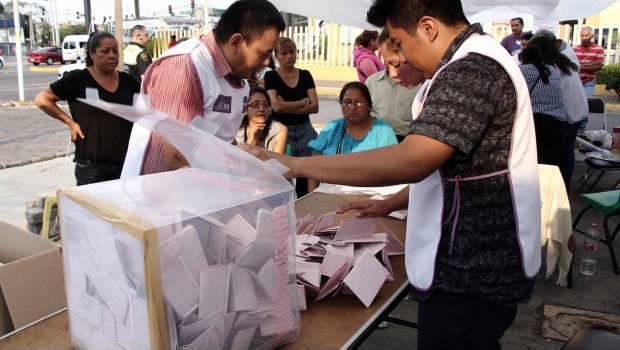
[597,64,620,100]
[59,24,87,43]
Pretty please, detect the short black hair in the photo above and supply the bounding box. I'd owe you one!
[85,32,116,67]
[377,28,390,45]
[215,0,286,44]
[367,0,468,34]
[130,25,146,37]
[511,17,524,25]
[339,82,373,109]
[522,32,534,41]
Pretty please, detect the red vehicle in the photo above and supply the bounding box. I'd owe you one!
[28,47,65,66]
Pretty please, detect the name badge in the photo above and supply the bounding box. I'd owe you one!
[213,95,232,113]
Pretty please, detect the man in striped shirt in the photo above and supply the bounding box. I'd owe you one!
[136,0,285,175]
[574,26,605,97]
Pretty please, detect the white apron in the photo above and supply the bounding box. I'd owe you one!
[121,37,249,178]
[406,34,541,291]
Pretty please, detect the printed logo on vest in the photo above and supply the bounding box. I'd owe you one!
[242,96,248,114]
[213,95,232,113]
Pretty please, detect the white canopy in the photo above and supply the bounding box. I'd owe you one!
[269,0,617,28]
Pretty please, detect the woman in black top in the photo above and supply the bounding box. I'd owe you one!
[264,37,319,198]
[35,32,140,185]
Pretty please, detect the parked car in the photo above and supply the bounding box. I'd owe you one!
[58,55,85,79]
[28,47,64,66]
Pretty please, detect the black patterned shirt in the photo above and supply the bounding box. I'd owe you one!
[410,24,536,305]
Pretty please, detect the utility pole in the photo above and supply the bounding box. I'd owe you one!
[28,1,34,51]
[84,0,91,33]
[115,0,123,69]
[134,0,140,19]
[12,0,25,101]
[53,0,59,46]
[203,0,210,30]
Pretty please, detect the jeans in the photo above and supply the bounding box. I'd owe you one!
[583,80,596,97]
[286,121,318,198]
[417,291,517,350]
[75,160,123,186]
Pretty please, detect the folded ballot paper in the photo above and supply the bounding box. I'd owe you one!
[59,96,300,350]
[295,213,405,308]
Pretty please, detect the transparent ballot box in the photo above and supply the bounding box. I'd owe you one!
[59,95,300,349]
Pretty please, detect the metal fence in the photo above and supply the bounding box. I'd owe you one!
[151,19,364,67]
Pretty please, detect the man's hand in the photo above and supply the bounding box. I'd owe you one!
[69,122,85,142]
[337,199,393,218]
[237,143,298,178]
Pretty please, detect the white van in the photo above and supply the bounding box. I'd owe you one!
[62,35,89,63]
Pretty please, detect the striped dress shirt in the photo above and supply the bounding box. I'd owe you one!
[574,43,605,84]
[140,31,244,175]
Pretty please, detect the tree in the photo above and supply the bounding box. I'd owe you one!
[59,24,87,42]
[0,3,4,14]
[598,64,620,100]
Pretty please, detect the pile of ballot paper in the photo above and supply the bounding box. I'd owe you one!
[294,213,405,309]
[159,208,298,350]
[59,168,300,350]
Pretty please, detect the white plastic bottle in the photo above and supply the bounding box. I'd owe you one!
[579,223,599,276]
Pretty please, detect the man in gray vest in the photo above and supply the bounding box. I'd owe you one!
[123,25,152,82]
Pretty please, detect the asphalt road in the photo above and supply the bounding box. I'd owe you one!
[0,56,60,103]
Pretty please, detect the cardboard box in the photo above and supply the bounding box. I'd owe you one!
[0,221,67,339]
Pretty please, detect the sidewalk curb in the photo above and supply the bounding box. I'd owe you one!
[0,152,74,170]
[30,66,60,73]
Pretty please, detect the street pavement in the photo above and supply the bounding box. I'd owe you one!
[0,56,60,103]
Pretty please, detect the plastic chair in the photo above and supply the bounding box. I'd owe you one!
[571,190,620,275]
[563,328,620,350]
[285,143,294,156]
[41,193,58,241]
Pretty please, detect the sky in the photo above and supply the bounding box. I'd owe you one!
[48,0,236,22]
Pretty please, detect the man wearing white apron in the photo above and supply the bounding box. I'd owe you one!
[240,1,540,349]
[121,0,285,178]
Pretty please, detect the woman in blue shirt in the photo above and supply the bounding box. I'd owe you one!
[307,82,397,191]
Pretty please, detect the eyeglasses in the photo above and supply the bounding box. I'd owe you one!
[341,100,367,109]
[248,101,270,108]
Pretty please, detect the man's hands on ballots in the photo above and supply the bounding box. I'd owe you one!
[337,199,392,218]
[237,143,298,178]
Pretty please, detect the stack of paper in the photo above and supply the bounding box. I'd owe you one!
[159,207,298,349]
[295,214,404,308]
[68,219,151,350]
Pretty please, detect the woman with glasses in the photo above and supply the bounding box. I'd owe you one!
[265,37,319,197]
[307,82,397,192]
[236,87,288,153]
